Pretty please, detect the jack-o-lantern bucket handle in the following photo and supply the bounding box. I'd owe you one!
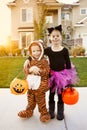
[62,85,79,105]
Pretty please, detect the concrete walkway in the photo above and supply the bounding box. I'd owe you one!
[0,87,87,130]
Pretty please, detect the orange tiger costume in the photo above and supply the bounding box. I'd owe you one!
[18,41,51,122]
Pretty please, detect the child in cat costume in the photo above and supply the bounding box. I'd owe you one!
[18,41,51,122]
[44,25,79,120]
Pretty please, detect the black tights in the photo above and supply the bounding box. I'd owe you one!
[49,88,63,104]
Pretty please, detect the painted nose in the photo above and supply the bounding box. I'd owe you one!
[54,37,58,40]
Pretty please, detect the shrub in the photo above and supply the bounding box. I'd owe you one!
[12,49,22,56]
[0,45,8,56]
[71,46,85,56]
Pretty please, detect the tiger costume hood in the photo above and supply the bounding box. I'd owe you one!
[28,41,44,61]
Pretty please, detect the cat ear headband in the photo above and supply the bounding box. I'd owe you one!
[47,25,62,34]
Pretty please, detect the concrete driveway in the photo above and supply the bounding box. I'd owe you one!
[0,87,87,130]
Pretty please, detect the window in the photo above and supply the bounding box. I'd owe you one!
[80,8,87,15]
[21,32,34,48]
[61,13,70,20]
[61,13,65,19]
[21,8,33,23]
[46,16,53,23]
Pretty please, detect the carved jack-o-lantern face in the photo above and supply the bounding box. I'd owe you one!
[10,78,28,95]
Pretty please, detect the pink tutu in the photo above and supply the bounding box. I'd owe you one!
[49,63,79,94]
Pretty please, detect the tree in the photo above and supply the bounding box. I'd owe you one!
[34,1,48,41]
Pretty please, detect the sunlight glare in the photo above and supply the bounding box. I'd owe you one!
[0,0,11,46]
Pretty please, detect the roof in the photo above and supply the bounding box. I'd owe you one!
[74,16,87,27]
[77,17,87,24]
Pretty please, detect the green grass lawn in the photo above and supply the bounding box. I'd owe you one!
[0,57,26,88]
[71,57,87,87]
[0,56,87,88]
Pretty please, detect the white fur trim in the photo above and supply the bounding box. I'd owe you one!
[24,59,30,69]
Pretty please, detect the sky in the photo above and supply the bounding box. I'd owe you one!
[0,0,79,45]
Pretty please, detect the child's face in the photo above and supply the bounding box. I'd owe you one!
[31,45,41,59]
[50,30,62,46]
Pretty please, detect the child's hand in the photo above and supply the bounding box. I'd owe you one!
[29,66,41,75]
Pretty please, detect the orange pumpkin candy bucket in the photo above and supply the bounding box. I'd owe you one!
[10,78,28,95]
[62,87,79,105]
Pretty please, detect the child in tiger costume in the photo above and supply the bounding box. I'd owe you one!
[18,41,51,122]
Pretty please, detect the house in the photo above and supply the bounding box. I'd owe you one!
[72,0,87,53]
[7,0,87,54]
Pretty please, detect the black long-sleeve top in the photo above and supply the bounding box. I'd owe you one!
[44,47,71,71]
